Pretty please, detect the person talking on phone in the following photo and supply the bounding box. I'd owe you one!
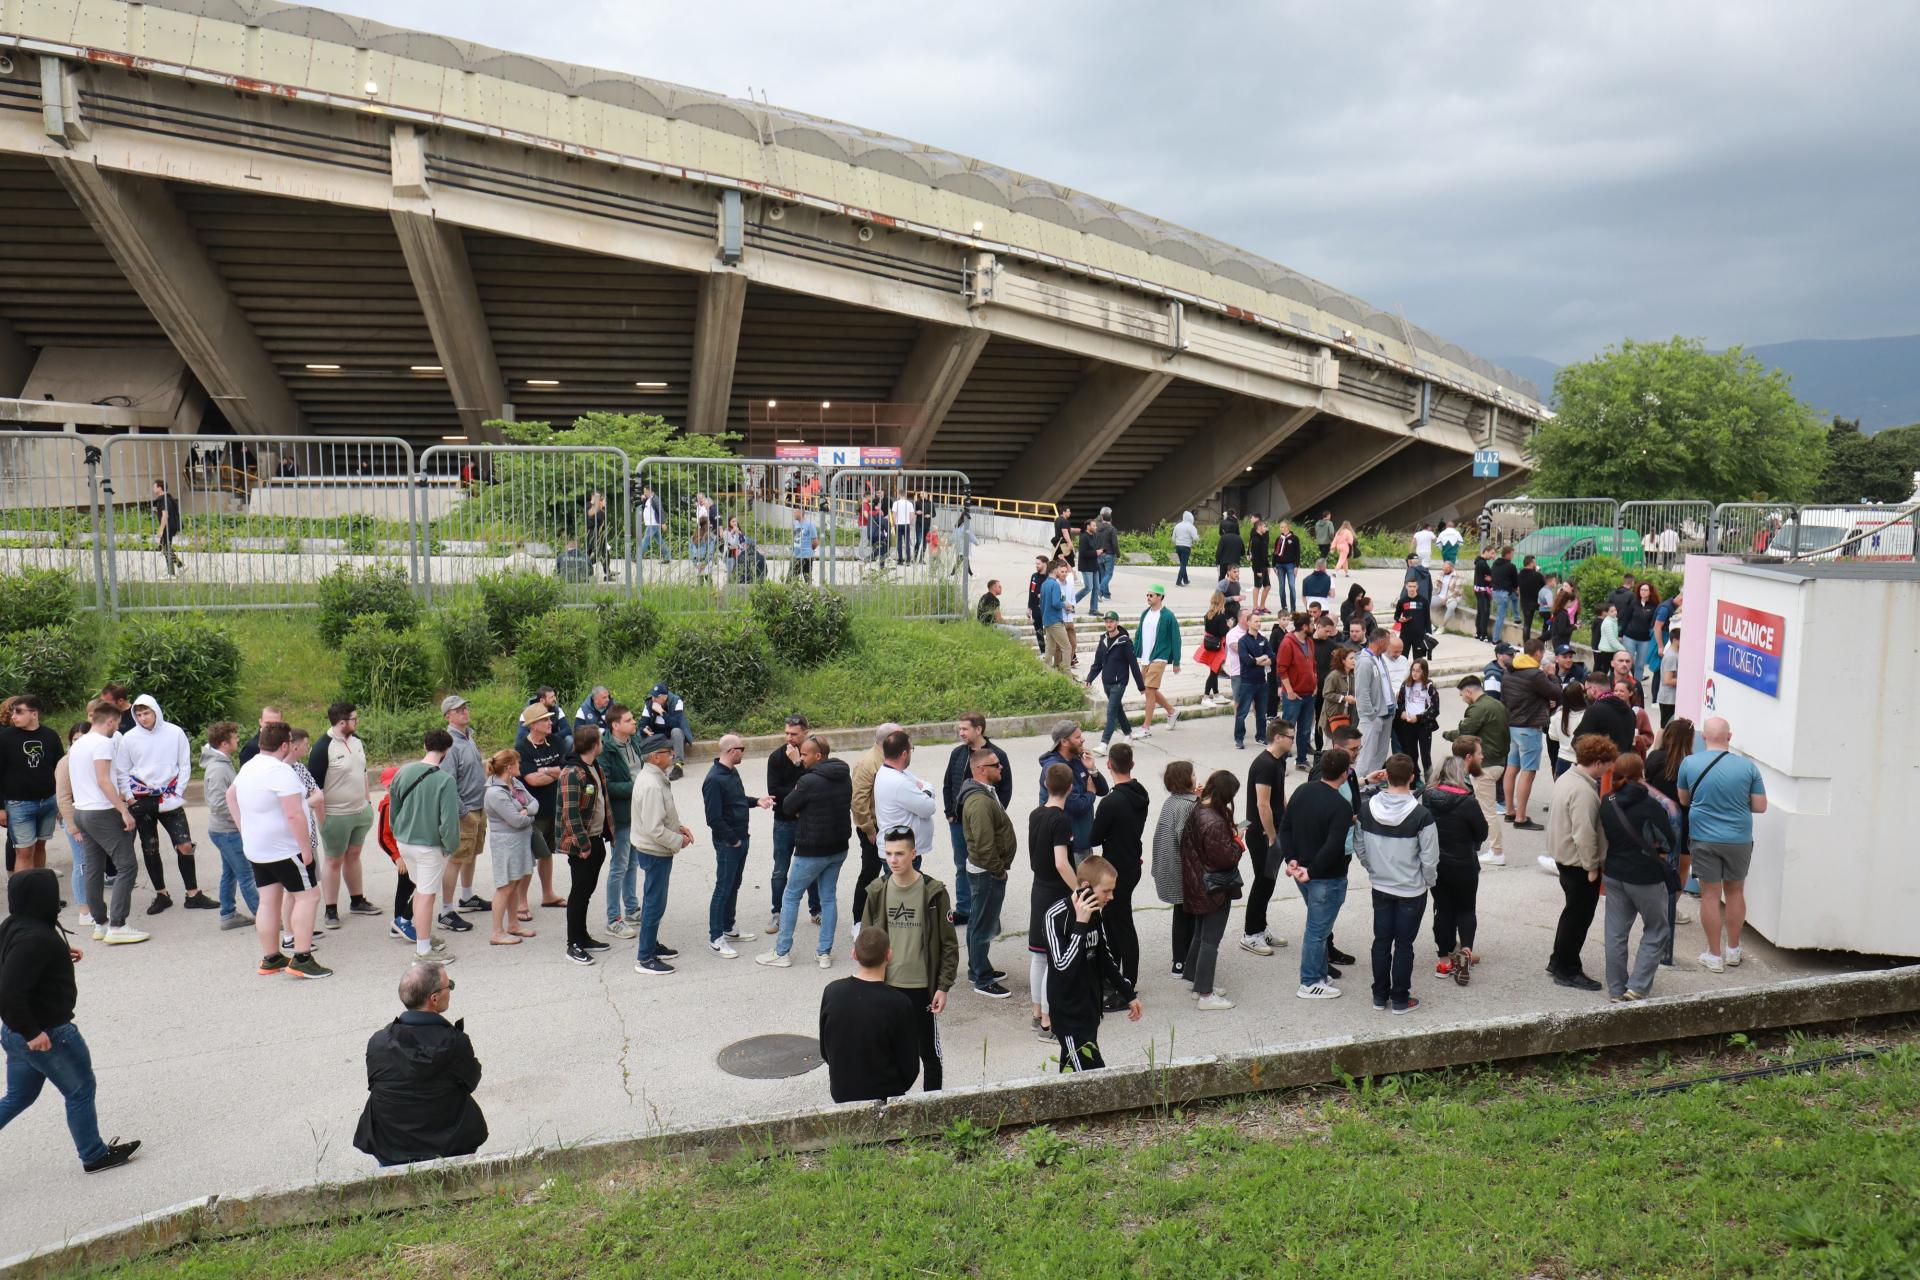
[1041,855,1141,1071]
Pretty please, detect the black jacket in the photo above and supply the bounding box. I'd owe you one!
[1216,523,1244,569]
[1087,632,1145,691]
[782,757,854,855]
[766,743,808,820]
[818,977,919,1104]
[1471,555,1493,591]
[1422,785,1489,869]
[1043,896,1135,1037]
[351,1010,488,1166]
[942,739,1011,820]
[1574,696,1637,755]
[1599,782,1673,886]
[1518,567,1546,609]
[0,869,74,1041]
[1274,531,1302,566]
[1489,558,1519,593]
[1278,777,1353,881]
[1090,779,1150,876]
[1502,664,1559,730]
[1622,600,1658,642]
[1248,527,1271,569]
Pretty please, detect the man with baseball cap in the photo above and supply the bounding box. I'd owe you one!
[638,684,691,782]
[437,695,490,925]
[1084,610,1145,754]
[630,732,692,975]
[514,704,568,910]
[1135,586,1182,737]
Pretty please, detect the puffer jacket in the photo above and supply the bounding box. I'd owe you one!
[782,757,854,856]
[1150,792,1197,905]
[1354,790,1439,898]
[1178,804,1242,915]
[1421,784,1488,868]
[1501,658,1559,730]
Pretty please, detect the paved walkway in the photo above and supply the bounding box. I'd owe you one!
[0,692,1867,1258]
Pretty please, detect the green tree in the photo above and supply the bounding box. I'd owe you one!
[1529,337,1826,502]
[1813,416,1918,503]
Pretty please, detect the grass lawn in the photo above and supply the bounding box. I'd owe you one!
[81,1040,1920,1279]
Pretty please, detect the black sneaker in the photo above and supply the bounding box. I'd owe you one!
[348,897,382,916]
[457,894,491,913]
[1327,964,1344,980]
[579,938,611,952]
[83,1139,141,1173]
[1514,819,1545,832]
[146,893,172,916]
[1553,971,1604,992]
[182,892,218,910]
[1102,992,1132,1013]
[655,943,680,959]
[1327,945,1356,966]
[972,981,1012,999]
[987,969,1008,983]
[634,957,676,976]
[437,911,474,933]
[667,765,684,782]
[322,906,342,930]
[566,943,596,966]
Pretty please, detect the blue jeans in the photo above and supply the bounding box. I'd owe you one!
[1370,889,1427,1007]
[1625,637,1652,682]
[636,525,666,560]
[1074,573,1101,615]
[1490,590,1514,641]
[1097,553,1116,598]
[1298,876,1349,986]
[769,821,821,918]
[710,836,748,942]
[1100,681,1131,743]
[1175,545,1191,585]
[965,870,1007,984]
[1277,563,1298,610]
[1069,809,1093,855]
[948,820,973,917]
[0,1023,109,1164]
[633,850,674,963]
[64,823,88,911]
[604,826,639,925]
[776,851,845,957]
[1232,675,1267,747]
[208,829,258,919]
[1281,695,1311,763]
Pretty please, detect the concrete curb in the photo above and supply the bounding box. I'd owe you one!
[7,964,1915,1278]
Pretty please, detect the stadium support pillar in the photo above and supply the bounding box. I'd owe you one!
[1326,450,1471,530]
[392,211,506,443]
[1111,400,1317,528]
[894,324,989,465]
[1378,465,1526,532]
[688,270,747,435]
[1267,425,1417,522]
[47,158,302,435]
[0,317,30,399]
[1006,364,1173,503]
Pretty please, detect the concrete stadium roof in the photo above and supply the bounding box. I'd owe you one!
[6,0,1543,411]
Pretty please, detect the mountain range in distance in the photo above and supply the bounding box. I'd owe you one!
[1496,334,1920,432]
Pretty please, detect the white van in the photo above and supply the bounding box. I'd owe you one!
[1764,507,1916,561]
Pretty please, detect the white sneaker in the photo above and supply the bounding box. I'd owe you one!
[92,923,107,941]
[607,919,638,939]
[1168,710,1180,729]
[104,926,151,945]
[723,929,758,942]
[1135,727,1153,739]
[1191,985,1227,999]
[1673,904,1694,925]
[817,952,833,970]
[77,912,94,930]
[1262,931,1290,950]
[755,950,792,968]
[1537,855,1559,875]
[709,938,738,959]
[1195,993,1235,1011]
[1698,951,1726,974]
[850,921,862,940]
[767,914,782,933]
[1238,933,1274,956]
[1725,946,1742,967]
[1089,741,1108,755]
[1480,851,1507,867]
[1199,696,1217,708]
[1296,982,1341,999]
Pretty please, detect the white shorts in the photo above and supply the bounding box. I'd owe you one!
[398,842,449,894]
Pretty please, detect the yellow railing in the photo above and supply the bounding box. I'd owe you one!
[968,494,1058,522]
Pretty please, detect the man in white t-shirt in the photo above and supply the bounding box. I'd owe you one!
[1412,523,1436,568]
[890,492,916,566]
[67,703,147,944]
[229,722,330,979]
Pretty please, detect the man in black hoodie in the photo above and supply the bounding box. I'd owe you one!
[1043,855,1141,1071]
[0,869,140,1172]
[758,736,853,968]
[1088,743,1149,993]
[1573,673,1637,755]
[353,961,487,1166]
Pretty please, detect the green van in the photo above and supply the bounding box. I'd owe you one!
[1510,525,1646,577]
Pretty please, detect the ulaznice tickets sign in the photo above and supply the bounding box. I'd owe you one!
[1713,601,1785,697]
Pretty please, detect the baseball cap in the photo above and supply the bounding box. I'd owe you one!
[1554,644,1575,656]
[1103,610,1120,622]
[1494,643,1517,656]
[1148,584,1167,596]
[1049,721,1078,746]
[519,704,549,726]
[637,733,674,755]
[648,683,670,699]
[440,694,468,714]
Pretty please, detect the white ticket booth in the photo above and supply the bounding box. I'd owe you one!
[1674,560,1920,957]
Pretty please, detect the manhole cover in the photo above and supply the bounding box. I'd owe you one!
[717,1033,823,1080]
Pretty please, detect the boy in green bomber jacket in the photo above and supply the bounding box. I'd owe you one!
[859,826,959,1090]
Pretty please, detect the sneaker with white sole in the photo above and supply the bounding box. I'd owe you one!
[817,952,833,969]
[1191,985,1227,999]
[1238,933,1274,956]
[1167,710,1180,729]
[1698,951,1726,973]
[1536,855,1559,875]
[1195,993,1235,1011]
[1673,904,1694,925]
[1479,851,1507,867]
[1134,727,1152,739]
[606,919,638,939]
[1262,932,1290,950]
[722,929,758,942]
[755,950,792,968]
[1089,741,1108,755]
[1724,946,1743,967]
[91,923,107,941]
[709,938,738,959]
[220,914,253,931]
[103,926,150,945]
[1296,981,1341,999]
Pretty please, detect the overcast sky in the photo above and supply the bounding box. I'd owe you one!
[361,0,1918,367]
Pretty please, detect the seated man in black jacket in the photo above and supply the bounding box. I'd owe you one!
[353,961,487,1167]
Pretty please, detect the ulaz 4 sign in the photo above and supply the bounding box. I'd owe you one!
[1713,601,1785,698]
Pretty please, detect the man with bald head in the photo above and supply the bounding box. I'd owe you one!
[1677,717,1768,974]
[352,961,486,1167]
[701,732,775,958]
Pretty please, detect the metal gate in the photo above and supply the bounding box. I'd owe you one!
[632,454,837,610]
[1710,502,1800,556]
[419,443,632,607]
[826,468,972,619]
[1770,502,1919,563]
[1618,500,1714,573]
[103,434,416,613]
[1484,497,1623,569]
[0,430,110,612]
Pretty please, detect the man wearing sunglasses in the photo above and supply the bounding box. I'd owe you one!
[352,961,488,1167]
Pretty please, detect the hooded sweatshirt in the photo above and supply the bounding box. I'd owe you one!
[1354,790,1439,898]
[1172,512,1199,548]
[114,694,191,812]
[0,868,76,1040]
[201,743,238,833]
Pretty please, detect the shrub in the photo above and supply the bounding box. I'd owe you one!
[340,513,382,556]
[339,616,437,711]
[0,567,81,634]
[750,582,852,668]
[1569,554,1681,618]
[0,623,95,709]
[593,595,662,662]
[355,705,445,761]
[109,615,241,737]
[655,613,772,723]
[315,562,419,646]
[513,609,594,704]
[476,569,562,652]
[433,600,497,689]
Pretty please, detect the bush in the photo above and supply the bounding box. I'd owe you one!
[656,613,772,724]
[356,705,445,761]
[433,600,497,689]
[1569,554,1681,618]
[0,623,95,709]
[513,609,594,704]
[315,562,419,646]
[476,569,562,652]
[339,616,437,711]
[109,615,241,737]
[340,514,382,556]
[594,595,663,662]
[0,567,81,635]
[750,582,852,668]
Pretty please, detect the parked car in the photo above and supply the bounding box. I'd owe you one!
[1511,524,1646,577]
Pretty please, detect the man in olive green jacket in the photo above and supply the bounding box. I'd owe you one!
[956,748,1018,997]
[1444,675,1509,863]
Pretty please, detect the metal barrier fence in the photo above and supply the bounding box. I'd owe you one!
[1710,502,1799,556]
[418,443,632,608]
[1763,503,1919,563]
[103,434,418,613]
[0,430,110,613]
[1619,500,1715,572]
[1485,497,1624,571]
[632,454,831,610]
[825,468,972,619]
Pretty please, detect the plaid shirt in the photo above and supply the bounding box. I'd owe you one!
[555,759,612,855]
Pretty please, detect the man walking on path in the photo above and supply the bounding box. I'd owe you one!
[629,734,692,975]
[1086,612,1146,752]
[1134,587,1182,736]
[858,827,957,1090]
[957,747,1017,997]
[151,479,183,576]
[942,714,1011,928]
[1679,717,1768,974]
[701,734,773,959]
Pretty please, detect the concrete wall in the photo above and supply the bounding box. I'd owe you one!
[250,476,463,522]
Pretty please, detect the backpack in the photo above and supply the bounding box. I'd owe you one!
[374,763,428,868]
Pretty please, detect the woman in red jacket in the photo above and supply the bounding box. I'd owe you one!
[1178,770,1243,1010]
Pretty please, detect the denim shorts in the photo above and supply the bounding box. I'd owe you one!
[5,795,60,844]
[1506,727,1544,771]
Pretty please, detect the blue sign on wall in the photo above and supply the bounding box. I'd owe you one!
[1472,450,1500,478]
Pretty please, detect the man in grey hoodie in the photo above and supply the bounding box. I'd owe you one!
[1171,511,1199,586]
[200,722,256,930]
[1354,753,1439,1014]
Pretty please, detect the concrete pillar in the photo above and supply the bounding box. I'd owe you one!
[893,324,989,464]
[1323,449,1472,530]
[48,158,303,435]
[1264,425,1418,522]
[391,211,506,443]
[1110,399,1316,527]
[1003,364,1174,502]
[0,317,31,399]
[1379,465,1527,532]
[688,270,748,435]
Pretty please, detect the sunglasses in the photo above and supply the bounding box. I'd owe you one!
[441,978,456,995]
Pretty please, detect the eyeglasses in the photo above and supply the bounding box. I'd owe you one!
[441,978,456,995]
